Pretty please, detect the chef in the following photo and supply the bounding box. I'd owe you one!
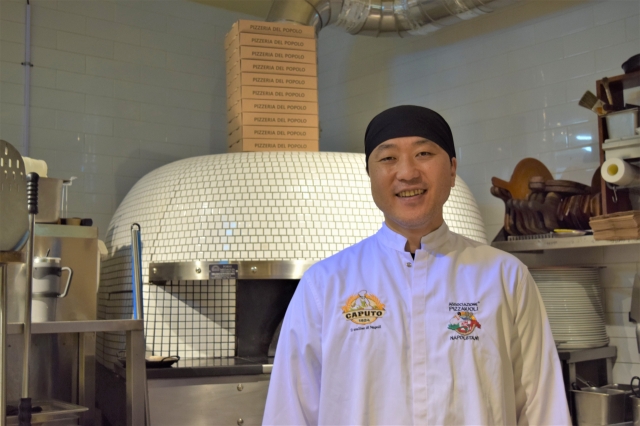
[263,105,571,425]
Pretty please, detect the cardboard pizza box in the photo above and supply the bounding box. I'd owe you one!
[228,73,318,91]
[228,85,318,105]
[225,20,315,49]
[227,33,316,53]
[229,125,319,141]
[228,139,319,152]
[226,45,317,65]
[227,99,319,119]
[227,59,317,78]
[228,112,319,132]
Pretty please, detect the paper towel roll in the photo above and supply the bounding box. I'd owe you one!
[602,157,640,186]
[22,157,48,178]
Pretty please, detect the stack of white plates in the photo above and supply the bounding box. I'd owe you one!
[530,267,609,350]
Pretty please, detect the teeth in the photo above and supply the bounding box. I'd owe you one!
[397,189,425,197]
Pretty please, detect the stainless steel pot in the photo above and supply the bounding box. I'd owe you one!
[572,386,631,425]
[36,178,62,223]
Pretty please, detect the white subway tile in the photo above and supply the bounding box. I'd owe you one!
[30,126,84,152]
[31,6,85,35]
[165,125,209,147]
[595,39,640,73]
[1,20,25,44]
[30,107,57,129]
[594,1,640,25]
[55,151,113,175]
[82,172,117,195]
[30,86,84,112]
[113,80,165,105]
[1,1,26,23]
[567,120,598,148]
[533,6,594,44]
[86,17,141,45]
[0,123,23,148]
[31,25,58,49]
[113,42,165,68]
[57,1,116,21]
[537,52,596,85]
[563,20,627,58]
[164,88,212,112]
[85,134,139,157]
[605,286,632,313]
[610,336,640,364]
[114,4,166,33]
[86,56,139,82]
[626,15,639,41]
[111,155,164,178]
[613,362,640,385]
[113,117,167,142]
[167,17,215,41]
[1,41,25,64]
[57,70,113,97]
[31,66,57,89]
[0,82,24,105]
[85,95,140,120]
[0,102,23,125]
[32,46,85,73]
[55,110,84,132]
[83,114,113,136]
[166,52,219,78]
[139,140,190,161]
[542,103,592,129]
[0,61,23,84]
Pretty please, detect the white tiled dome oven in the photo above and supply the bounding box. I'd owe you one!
[98,152,486,368]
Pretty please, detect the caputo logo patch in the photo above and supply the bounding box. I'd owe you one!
[341,290,385,324]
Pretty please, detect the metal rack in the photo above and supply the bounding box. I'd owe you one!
[4,319,145,426]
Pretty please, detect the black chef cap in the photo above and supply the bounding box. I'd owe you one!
[364,105,456,169]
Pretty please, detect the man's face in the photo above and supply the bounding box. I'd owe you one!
[368,136,457,237]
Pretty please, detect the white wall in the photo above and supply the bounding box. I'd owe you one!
[313,0,640,383]
[0,0,245,235]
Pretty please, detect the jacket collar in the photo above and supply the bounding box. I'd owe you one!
[376,221,450,254]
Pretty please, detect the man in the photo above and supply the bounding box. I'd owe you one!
[263,106,571,425]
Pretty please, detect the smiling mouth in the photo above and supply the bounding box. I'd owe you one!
[396,189,426,198]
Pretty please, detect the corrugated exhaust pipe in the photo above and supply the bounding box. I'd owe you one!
[267,0,521,36]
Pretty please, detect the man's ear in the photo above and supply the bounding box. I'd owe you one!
[450,157,457,187]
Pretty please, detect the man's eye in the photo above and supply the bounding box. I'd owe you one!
[417,151,433,157]
[379,156,394,162]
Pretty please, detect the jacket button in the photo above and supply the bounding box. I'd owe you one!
[406,262,412,267]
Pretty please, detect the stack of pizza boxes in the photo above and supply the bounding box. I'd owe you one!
[226,20,319,152]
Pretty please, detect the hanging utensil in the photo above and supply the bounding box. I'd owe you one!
[130,223,151,426]
[19,172,38,426]
[631,376,640,398]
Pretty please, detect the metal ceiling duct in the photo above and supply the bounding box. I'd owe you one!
[267,0,521,36]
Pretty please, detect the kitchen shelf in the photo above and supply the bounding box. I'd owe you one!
[6,399,88,425]
[491,235,640,252]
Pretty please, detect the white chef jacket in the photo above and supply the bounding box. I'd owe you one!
[263,222,571,426]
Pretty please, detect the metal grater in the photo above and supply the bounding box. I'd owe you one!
[0,140,28,251]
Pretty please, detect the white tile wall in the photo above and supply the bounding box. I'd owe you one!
[0,0,245,237]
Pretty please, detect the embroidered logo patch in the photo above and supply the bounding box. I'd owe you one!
[448,301,481,340]
[342,290,385,324]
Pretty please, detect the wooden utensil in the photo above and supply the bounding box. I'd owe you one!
[492,158,553,200]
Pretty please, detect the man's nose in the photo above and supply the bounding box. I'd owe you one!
[396,157,420,181]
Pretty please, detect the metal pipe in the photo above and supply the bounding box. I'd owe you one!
[22,204,35,399]
[1,264,7,426]
[22,0,32,156]
[267,0,520,36]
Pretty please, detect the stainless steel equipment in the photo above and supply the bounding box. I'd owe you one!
[34,178,62,224]
[572,385,632,425]
[630,273,640,353]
